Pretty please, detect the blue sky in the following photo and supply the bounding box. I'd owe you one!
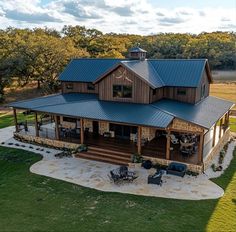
[0,0,235,34]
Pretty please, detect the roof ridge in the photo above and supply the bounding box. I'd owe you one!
[148,61,165,87]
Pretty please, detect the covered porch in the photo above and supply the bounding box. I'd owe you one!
[13,111,213,165]
[9,93,233,169]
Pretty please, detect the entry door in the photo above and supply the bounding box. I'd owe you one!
[114,124,131,140]
[92,121,99,136]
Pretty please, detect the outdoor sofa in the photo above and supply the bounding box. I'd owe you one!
[166,162,187,177]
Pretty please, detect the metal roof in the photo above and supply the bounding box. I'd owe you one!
[151,96,234,129]
[59,58,125,82]
[129,47,147,53]
[149,59,207,87]
[8,93,97,109]
[8,93,173,128]
[121,60,164,88]
[59,58,210,88]
[8,94,233,129]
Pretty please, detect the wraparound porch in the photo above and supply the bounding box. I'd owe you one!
[12,108,230,168]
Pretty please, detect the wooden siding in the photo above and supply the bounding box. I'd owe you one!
[150,88,164,102]
[98,66,150,104]
[195,69,210,103]
[163,87,196,104]
[61,82,98,94]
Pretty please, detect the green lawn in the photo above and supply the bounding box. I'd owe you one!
[0,146,235,232]
[0,112,35,129]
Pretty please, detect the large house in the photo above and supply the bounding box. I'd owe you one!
[9,47,234,173]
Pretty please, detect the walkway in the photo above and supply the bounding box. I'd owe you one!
[0,126,229,200]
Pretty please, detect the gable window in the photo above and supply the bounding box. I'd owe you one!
[113,85,132,98]
[66,83,73,90]
[87,83,95,91]
[201,84,206,98]
[177,88,186,95]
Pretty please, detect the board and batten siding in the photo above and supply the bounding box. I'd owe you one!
[61,82,98,94]
[98,66,150,104]
[195,69,210,103]
[150,88,164,102]
[162,87,196,104]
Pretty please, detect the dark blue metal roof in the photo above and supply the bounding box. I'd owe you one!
[149,59,207,87]
[8,93,173,128]
[59,58,209,88]
[59,58,125,82]
[8,94,233,129]
[151,96,234,129]
[8,93,97,109]
[129,47,147,53]
[121,60,164,88]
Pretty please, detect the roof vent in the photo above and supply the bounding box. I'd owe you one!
[128,45,147,61]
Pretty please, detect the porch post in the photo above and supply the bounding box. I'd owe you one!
[212,123,217,147]
[166,129,170,160]
[137,126,142,154]
[224,112,230,131]
[198,133,204,164]
[54,115,60,140]
[13,108,19,132]
[80,118,84,144]
[35,112,39,137]
[219,118,223,139]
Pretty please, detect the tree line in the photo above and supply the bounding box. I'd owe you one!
[0,26,235,102]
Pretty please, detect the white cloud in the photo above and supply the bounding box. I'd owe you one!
[0,0,235,34]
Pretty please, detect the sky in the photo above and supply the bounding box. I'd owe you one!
[0,0,235,35]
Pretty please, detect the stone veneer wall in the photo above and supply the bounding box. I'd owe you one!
[142,127,156,141]
[84,119,93,132]
[142,155,203,173]
[60,116,77,129]
[170,118,204,133]
[14,132,80,150]
[99,121,109,135]
[203,128,230,171]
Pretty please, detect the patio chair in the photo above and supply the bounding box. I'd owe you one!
[170,134,179,144]
[148,170,163,186]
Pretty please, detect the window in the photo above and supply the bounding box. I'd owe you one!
[153,89,157,95]
[66,83,73,90]
[63,117,76,123]
[177,88,186,95]
[87,83,95,90]
[113,85,132,98]
[201,84,206,98]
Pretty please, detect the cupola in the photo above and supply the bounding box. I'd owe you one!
[128,46,147,60]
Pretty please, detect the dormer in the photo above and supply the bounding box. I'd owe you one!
[129,46,147,60]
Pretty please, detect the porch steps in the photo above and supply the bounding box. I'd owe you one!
[76,146,132,166]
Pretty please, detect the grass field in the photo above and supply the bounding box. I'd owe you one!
[210,83,236,110]
[0,146,235,232]
[0,112,35,129]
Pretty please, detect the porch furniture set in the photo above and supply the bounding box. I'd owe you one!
[109,161,187,185]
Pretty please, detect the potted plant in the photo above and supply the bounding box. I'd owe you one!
[78,144,87,152]
[130,153,143,168]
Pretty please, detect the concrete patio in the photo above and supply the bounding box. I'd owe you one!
[1,126,233,200]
